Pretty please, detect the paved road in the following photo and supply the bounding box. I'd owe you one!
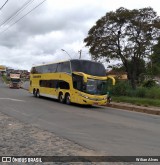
[0,77,160,156]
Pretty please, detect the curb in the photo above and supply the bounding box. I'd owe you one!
[106,103,160,116]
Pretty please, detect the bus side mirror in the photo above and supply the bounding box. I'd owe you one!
[72,72,88,83]
[83,77,87,83]
[107,76,115,85]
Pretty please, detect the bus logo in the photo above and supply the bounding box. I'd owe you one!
[2,157,11,162]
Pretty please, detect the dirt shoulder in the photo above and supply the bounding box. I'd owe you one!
[0,112,126,165]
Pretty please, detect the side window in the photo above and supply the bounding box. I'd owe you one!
[40,80,48,87]
[72,74,83,91]
[41,67,44,73]
[44,65,50,73]
[31,67,37,74]
[40,80,59,88]
[50,80,58,88]
[36,66,42,74]
[31,67,34,74]
[61,62,71,73]
[59,81,70,89]
[40,80,44,87]
[40,65,45,73]
[51,80,58,88]
[56,63,62,72]
[46,80,50,87]
[48,64,57,73]
[50,80,54,88]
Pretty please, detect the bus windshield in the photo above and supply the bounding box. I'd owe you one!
[85,79,107,95]
[71,59,106,76]
[72,74,108,95]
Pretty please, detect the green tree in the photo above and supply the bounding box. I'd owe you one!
[151,37,160,76]
[84,7,160,89]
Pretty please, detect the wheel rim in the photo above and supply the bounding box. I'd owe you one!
[33,90,36,97]
[59,94,63,103]
[36,90,40,97]
[66,95,70,104]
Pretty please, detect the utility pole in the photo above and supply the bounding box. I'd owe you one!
[78,50,82,59]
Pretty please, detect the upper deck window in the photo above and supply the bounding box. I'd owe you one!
[31,62,71,74]
[71,60,106,76]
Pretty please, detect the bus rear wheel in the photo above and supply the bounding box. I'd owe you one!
[65,94,71,105]
[33,89,36,97]
[36,89,40,98]
[58,93,64,103]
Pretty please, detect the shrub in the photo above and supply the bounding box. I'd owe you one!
[111,80,132,96]
[126,88,137,97]
[111,79,160,99]
[146,87,160,99]
[135,87,147,98]
[142,79,157,88]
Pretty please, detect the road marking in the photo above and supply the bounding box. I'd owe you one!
[0,98,25,102]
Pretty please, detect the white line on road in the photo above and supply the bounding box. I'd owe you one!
[0,98,25,102]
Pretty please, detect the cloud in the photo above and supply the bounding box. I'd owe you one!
[0,0,160,70]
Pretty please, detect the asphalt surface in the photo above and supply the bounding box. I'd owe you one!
[0,77,160,156]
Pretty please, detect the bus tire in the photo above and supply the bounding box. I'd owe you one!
[36,89,40,98]
[65,94,71,105]
[33,89,36,97]
[58,93,64,103]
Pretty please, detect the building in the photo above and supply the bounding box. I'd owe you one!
[107,70,128,80]
[0,65,6,75]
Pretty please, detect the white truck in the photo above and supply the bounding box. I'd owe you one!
[9,73,21,88]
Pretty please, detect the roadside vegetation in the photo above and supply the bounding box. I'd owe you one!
[84,6,160,107]
[113,96,160,107]
[110,80,160,107]
[2,75,9,84]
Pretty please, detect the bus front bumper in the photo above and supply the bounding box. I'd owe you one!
[78,93,108,105]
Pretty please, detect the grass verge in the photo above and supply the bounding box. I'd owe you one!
[112,96,160,107]
[2,75,9,84]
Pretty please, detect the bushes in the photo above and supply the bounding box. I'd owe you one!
[142,79,157,88]
[146,87,160,99]
[111,80,160,99]
[135,87,147,98]
[111,81,131,96]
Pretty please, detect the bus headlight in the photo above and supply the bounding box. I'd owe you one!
[83,95,89,99]
[104,95,108,99]
[78,93,89,99]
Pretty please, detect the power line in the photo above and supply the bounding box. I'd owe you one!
[0,0,35,27]
[0,0,9,10]
[0,0,46,35]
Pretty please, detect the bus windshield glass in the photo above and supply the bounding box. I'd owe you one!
[85,79,107,95]
[72,74,107,95]
[71,60,106,76]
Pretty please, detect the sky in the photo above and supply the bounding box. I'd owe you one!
[0,0,160,71]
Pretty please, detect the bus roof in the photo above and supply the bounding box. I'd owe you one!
[31,59,100,68]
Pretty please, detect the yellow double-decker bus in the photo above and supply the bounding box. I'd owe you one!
[29,59,115,105]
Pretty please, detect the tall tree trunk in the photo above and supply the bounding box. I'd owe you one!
[130,76,136,89]
[126,62,137,89]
